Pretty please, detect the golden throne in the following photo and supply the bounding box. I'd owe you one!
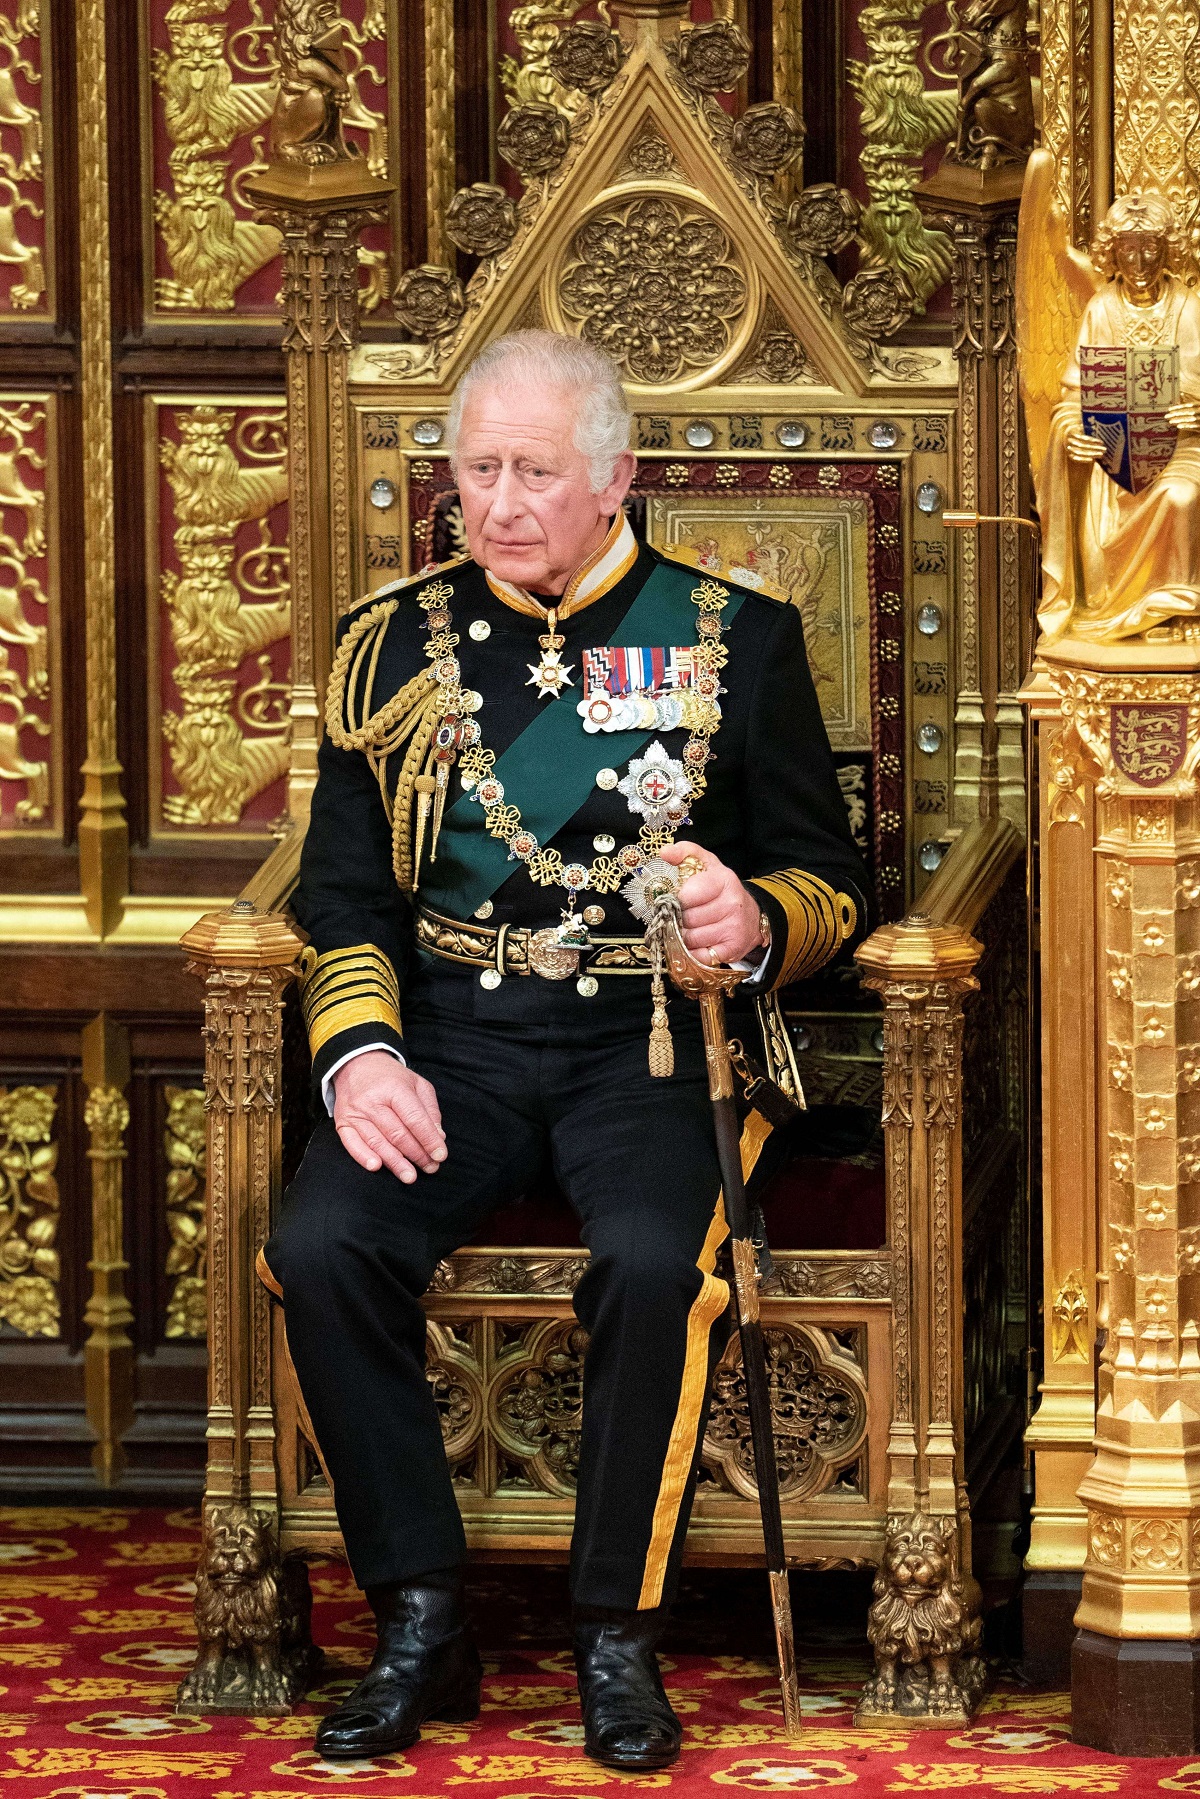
[178,2,1027,1723]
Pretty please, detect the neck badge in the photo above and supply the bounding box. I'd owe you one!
[527,605,575,700]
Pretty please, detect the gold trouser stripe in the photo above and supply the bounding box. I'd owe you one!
[749,869,857,988]
[637,1195,731,1610]
[255,1245,283,1298]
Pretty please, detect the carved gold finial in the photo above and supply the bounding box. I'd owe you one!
[269,1,354,168]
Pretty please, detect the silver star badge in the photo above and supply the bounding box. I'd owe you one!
[618,740,689,828]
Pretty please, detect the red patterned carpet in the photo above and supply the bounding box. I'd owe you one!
[0,1504,1194,1794]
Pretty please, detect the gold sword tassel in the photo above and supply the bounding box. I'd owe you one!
[648,962,674,1078]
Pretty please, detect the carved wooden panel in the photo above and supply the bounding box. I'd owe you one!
[163,1084,206,1341]
[278,1302,881,1554]
[0,1080,60,1338]
[0,0,51,321]
[0,391,57,837]
[844,1,957,319]
[143,0,394,325]
[145,395,290,838]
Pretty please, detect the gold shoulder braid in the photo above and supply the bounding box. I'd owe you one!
[324,579,469,892]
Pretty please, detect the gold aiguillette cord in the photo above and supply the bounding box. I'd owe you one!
[413,773,437,882]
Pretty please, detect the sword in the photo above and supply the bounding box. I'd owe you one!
[656,864,804,1739]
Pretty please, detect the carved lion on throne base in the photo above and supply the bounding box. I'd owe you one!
[855,1511,986,1725]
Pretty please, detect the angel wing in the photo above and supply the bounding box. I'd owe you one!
[1015,147,1101,498]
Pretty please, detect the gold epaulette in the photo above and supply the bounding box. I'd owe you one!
[748,870,858,990]
[327,561,474,743]
[657,543,790,606]
[363,553,473,609]
[326,559,472,896]
[298,944,402,1058]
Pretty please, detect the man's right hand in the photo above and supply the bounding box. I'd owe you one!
[333,1050,446,1183]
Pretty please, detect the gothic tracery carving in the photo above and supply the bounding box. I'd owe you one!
[558,195,747,385]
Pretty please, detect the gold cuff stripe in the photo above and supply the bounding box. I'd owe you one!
[299,945,402,1057]
[749,870,857,988]
[306,997,404,1057]
[637,1196,730,1611]
[304,963,401,1013]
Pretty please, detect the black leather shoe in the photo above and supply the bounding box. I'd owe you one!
[574,1608,682,1771]
[315,1569,481,1760]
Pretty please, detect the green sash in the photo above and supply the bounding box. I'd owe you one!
[419,559,745,919]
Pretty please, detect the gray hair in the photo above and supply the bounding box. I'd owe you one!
[445,329,632,493]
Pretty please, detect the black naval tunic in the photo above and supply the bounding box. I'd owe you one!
[264,518,869,1611]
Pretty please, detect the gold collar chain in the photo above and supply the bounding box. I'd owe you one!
[417,573,731,925]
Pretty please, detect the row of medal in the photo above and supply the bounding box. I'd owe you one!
[576,687,717,735]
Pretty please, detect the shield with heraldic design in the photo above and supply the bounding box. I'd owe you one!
[1109,703,1189,786]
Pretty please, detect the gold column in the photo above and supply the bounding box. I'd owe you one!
[177,899,314,1713]
[81,1013,132,1487]
[76,0,128,934]
[772,0,802,107]
[1054,646,1200,1634]
[1021,667,1098,1577]
[916,171,1027,832]
[245,6,392,826]
[425,0,456,268]
[852,818,1020,1724]
[1038,0,1096,250]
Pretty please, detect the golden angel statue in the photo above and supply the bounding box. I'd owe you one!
[1016,150,1200,642]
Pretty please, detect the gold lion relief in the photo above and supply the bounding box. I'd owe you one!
[158,404,291,829]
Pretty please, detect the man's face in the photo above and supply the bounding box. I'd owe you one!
[454,377,635,594]
[1114,230,1169,298]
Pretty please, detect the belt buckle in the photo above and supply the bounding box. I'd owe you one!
[528,928,580,980]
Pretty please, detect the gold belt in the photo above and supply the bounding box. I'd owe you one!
[415,905,652,982]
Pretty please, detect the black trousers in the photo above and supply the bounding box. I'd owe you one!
[264,975,732,1610]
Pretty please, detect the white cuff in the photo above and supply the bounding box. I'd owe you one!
[321,1041,406,1115]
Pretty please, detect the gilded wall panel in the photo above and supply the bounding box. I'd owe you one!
[1112,0,1200,272]
[0,0,50,320]
[0,1083,59,1339]
[844,2,956,312]
[147,395,291,836]
[144,0,393,322]
[0,391,57,836]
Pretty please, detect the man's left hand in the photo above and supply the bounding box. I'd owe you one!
[660,841,764,965]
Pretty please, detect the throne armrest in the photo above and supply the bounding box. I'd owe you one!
[853,815,1023,1523]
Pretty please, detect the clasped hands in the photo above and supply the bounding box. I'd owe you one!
[1068,400,1200,463]
[333,843,762,1182]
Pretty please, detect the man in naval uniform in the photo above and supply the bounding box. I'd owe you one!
[262,330,868,1770]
